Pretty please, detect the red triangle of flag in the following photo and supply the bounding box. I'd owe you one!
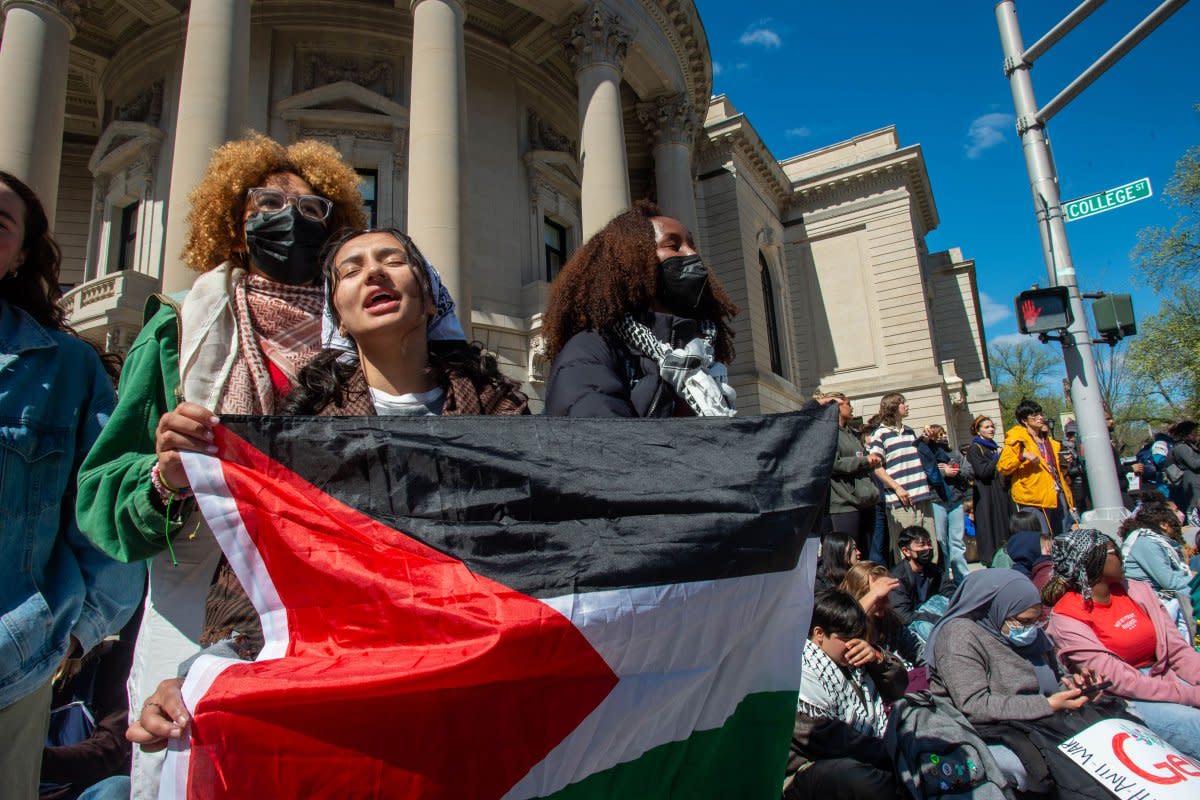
[184,427,619,799]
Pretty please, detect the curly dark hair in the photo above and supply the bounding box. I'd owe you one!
[1118,500,1183,543]
[1169,419,1198,443]
[283,228,526,415]
[0,170,67,330]
[541,200,738,363]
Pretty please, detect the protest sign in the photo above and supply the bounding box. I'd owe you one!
[1058,719,1200,800]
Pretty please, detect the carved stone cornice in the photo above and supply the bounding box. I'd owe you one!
[113,79,164,126]
[641,1,711,113]
[698,126,792,210]
[2,0,82,34]
[409,0,465,14]
[788,146,939,233]
[637,93,698,149]
[527,110,575,155]
[563,1,635,75]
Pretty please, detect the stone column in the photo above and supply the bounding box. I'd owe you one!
[406,0,470,335]
[564,2,634,240]
[0,0,78,225]
[638,93,699,236]
[160,0,251,294]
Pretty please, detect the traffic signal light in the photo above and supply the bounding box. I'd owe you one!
[1015,287,1073,335]
[1092,294,1136,341]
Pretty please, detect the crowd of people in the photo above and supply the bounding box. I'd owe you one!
[800,391,1200,798]
[2,130,1199,800]
[0,133,746,799]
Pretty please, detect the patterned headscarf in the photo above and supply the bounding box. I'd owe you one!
[1051,528,1111,601]
[320,257,465,352]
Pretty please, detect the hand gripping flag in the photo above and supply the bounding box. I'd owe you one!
[164,407,838,799]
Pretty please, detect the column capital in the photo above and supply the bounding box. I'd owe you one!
[637,93,698,150]
[563,1,634,75]
[2,0,81,35]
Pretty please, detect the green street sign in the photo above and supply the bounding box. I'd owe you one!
[1063,178,1152,222]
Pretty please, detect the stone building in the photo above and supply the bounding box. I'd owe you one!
[0,0,1000,440]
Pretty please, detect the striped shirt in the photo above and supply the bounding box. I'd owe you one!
[868,425,932,508]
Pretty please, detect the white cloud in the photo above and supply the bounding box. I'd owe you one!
[739,21,782,49]
[712,61,723,77]
[987,332,1030,348]
[786,126,812,138]
[964,112,1014,159]
[979,292,1012,326]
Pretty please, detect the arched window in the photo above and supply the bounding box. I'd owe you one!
[760,253,784,376]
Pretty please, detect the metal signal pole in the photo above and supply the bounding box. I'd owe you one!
[994,0,1191,533]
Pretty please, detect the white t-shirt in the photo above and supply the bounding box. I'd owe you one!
[369,385,446,417]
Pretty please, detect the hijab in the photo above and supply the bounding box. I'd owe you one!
[924,568,1053,677]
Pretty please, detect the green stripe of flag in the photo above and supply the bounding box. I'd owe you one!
[533,691,796,800]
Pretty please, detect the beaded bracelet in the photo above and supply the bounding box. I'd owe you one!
[151,461,193,503]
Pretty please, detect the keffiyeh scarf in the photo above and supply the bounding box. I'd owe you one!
[224,274,325,414]
[797,639,888,738]
[614,314,737,417]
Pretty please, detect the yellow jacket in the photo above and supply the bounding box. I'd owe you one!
[996,424,1075,510]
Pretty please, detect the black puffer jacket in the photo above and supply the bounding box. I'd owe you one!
[545,311,705,418]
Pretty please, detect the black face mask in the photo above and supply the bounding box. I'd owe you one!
[914,550,935,566]
[656,254,710,317]
[244,206,328,285]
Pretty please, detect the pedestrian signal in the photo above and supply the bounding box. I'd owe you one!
[1015,287,1072,335]
[1092,294,1136,342]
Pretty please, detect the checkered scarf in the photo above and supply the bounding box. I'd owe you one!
[613,314,736,417]
[797,639,887,738]
[222,274,325,415]
[1052,528,1110,601]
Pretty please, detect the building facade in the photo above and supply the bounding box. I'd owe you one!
[1,0,1000,439]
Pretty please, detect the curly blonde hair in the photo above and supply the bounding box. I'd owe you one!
[181,133,367,271]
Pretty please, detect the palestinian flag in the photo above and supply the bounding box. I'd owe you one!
[163,408,837,799]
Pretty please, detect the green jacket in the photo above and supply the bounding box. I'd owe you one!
[76,296,187,562]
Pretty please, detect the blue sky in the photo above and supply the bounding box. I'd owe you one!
[694,0,1200,356]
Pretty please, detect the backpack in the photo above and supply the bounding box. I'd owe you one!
[1163,451,1186,488]
[886,691,1012,799]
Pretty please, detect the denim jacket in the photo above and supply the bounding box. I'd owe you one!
[0,301,144,710]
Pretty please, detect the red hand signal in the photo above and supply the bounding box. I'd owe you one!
[1021,299,1042,327]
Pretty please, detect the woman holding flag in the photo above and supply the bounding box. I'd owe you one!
[124,226,528,755]
[75,134,366,798]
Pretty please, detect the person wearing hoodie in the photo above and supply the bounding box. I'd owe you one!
[1043,528,1200,760]
[1135,432,1173,498]
[997,399,1074,536]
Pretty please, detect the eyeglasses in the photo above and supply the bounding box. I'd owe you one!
[246,188,333,222]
